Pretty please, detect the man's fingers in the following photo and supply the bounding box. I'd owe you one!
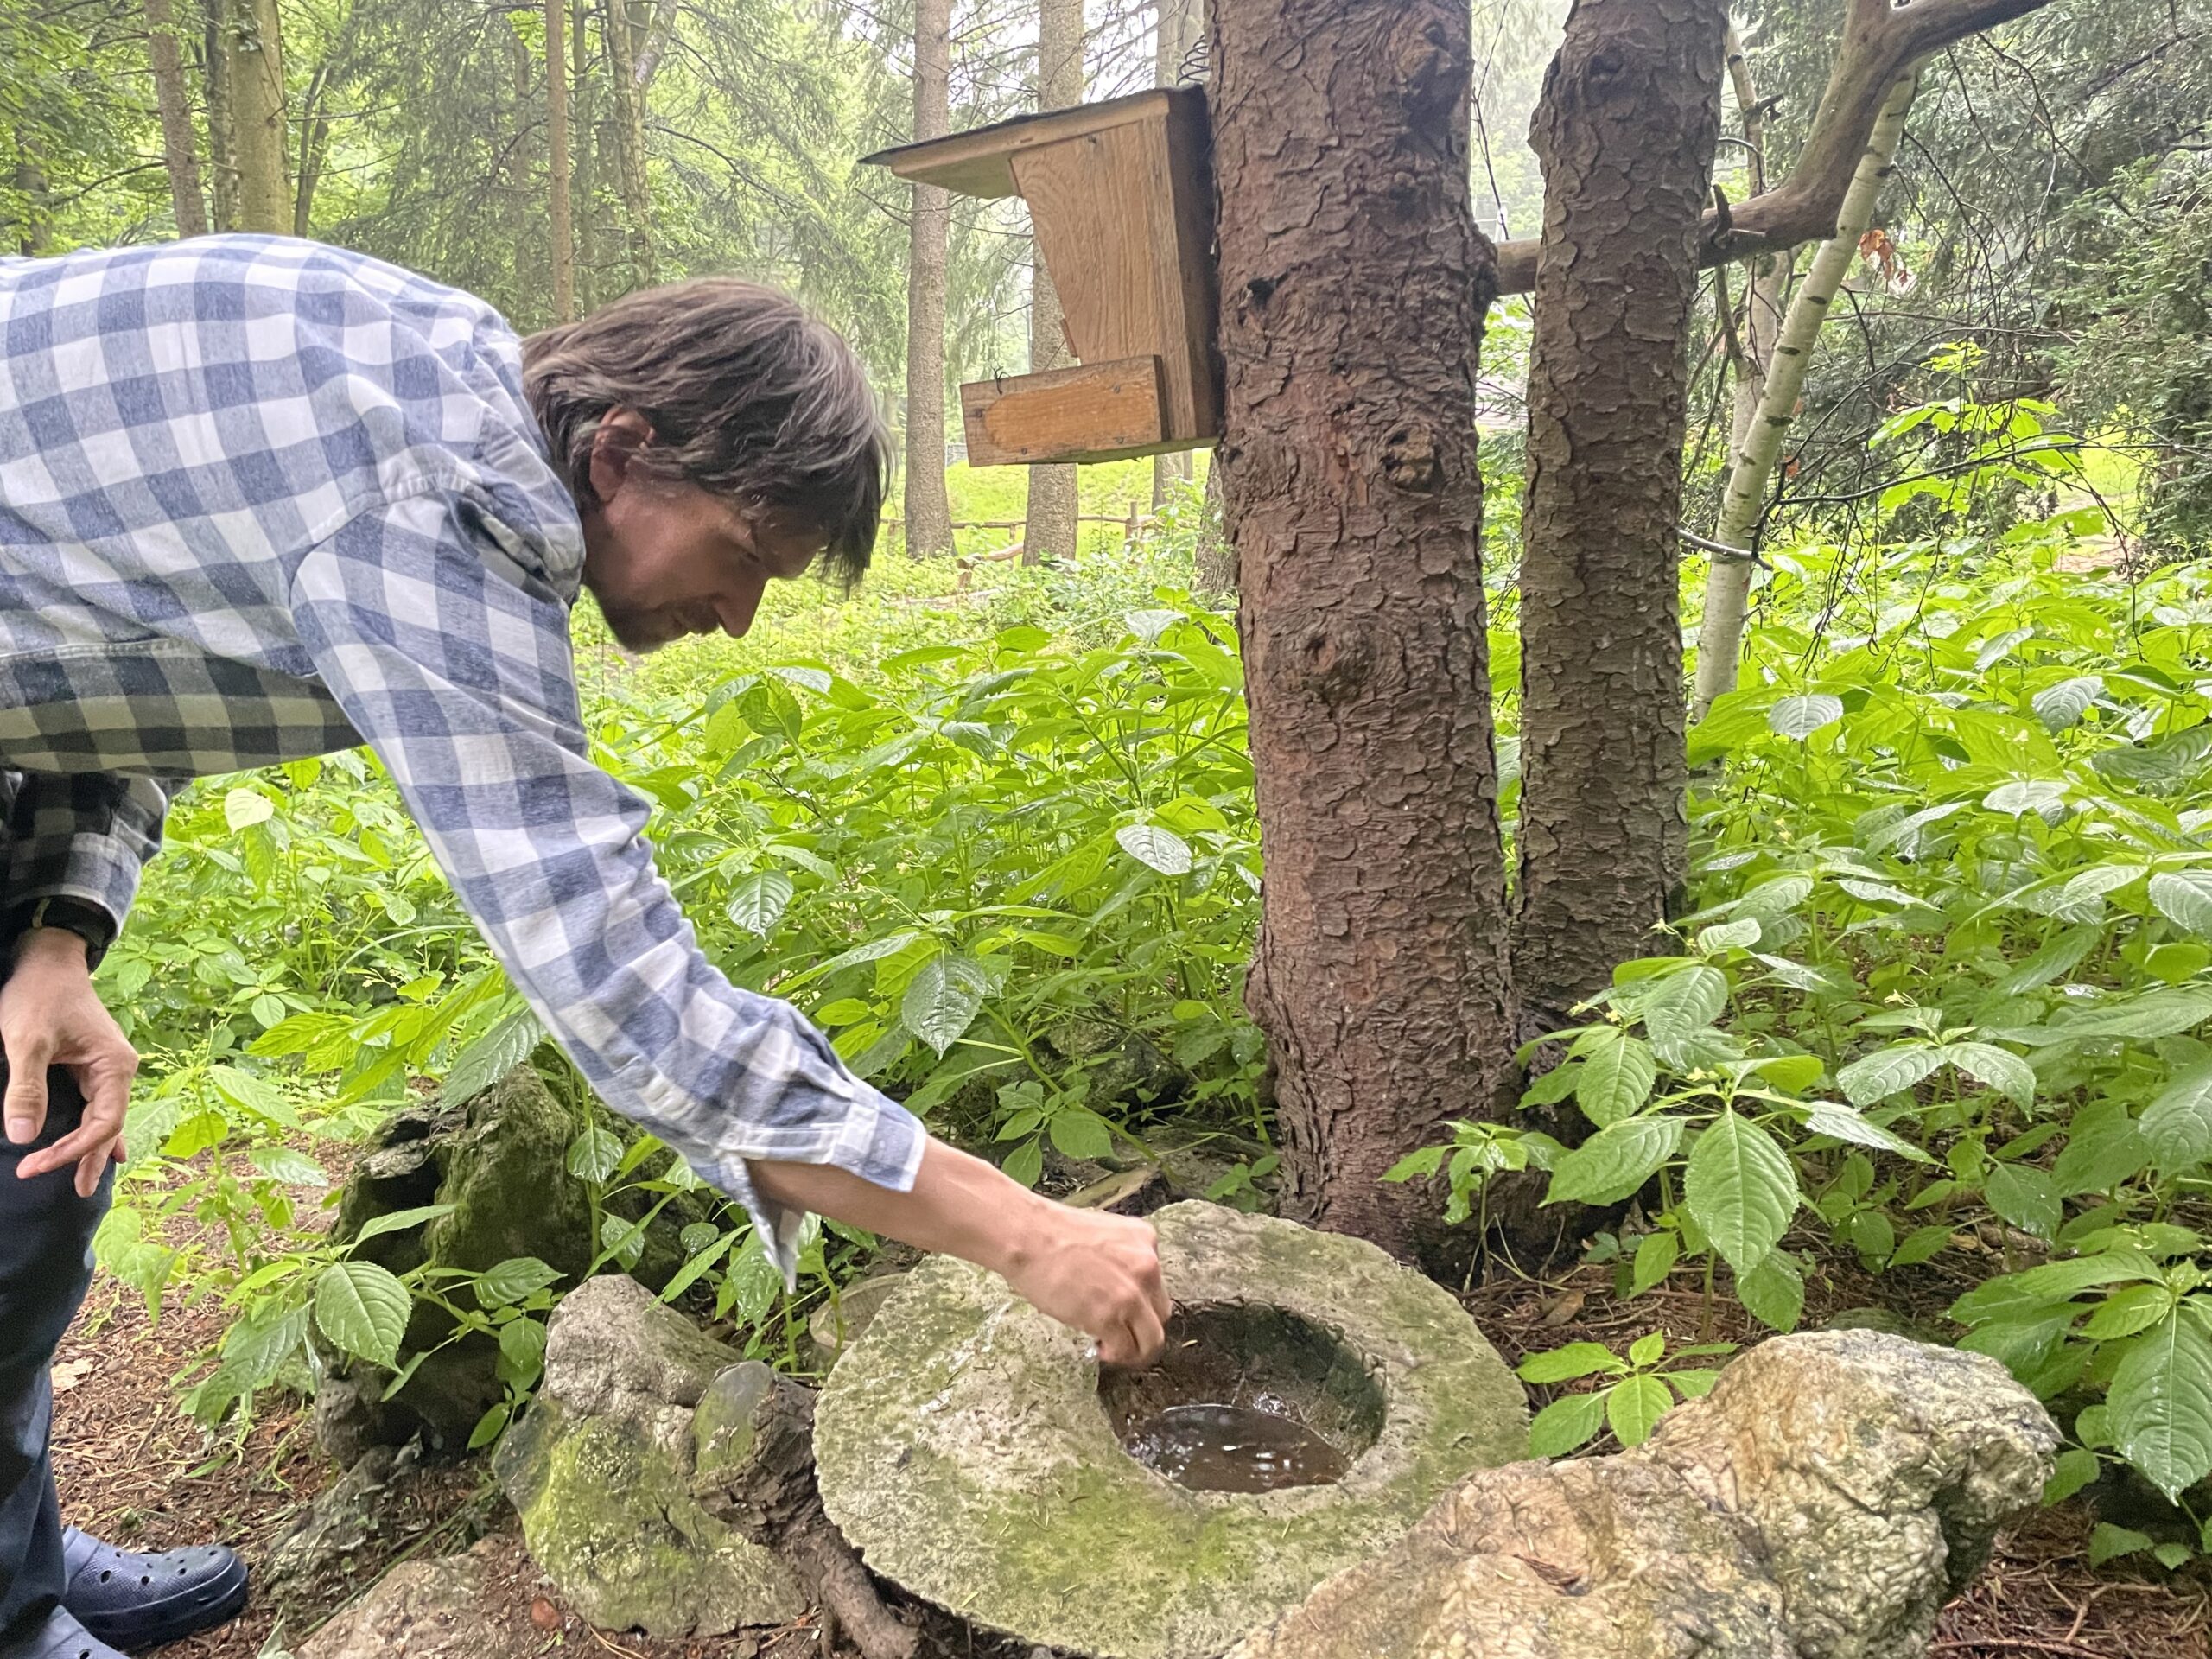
[3,1046,52,1147]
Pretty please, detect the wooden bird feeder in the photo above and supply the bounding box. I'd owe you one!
[863,86,1221,467]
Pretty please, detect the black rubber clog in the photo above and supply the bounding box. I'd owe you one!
[0,1607,127,1659]
[59,1529,249,1650]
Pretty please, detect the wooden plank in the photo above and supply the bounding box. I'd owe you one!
[860,88,1179,199]
[960,356,1171,466]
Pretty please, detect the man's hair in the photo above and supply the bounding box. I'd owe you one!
[522,278,890,583]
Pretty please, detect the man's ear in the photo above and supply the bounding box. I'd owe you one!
[586,409,654,505]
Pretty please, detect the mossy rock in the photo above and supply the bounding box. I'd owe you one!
[812,1201,1529,1659]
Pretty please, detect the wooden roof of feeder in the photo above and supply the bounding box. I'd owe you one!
[862,87,1222,467]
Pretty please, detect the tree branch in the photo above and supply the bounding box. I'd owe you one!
[1491,0,2053,295]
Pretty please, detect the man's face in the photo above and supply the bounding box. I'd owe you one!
[575,410,823,653]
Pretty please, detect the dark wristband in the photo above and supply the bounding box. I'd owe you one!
[8,896,118,970]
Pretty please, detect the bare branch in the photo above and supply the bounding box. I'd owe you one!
[1491,0,2054,295]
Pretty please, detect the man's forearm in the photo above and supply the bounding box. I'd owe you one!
[745,1135,1052,1281]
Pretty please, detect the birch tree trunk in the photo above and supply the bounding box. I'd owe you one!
[228,0,290,235]
[1509,0,1730,1034]
[204,0,238,232]
[1212,0,1516,1269]
[902,0,954,557]
[1022,0,1082,567]
[1690,67,1918,720]
[549,0,575,323]
[143,0,208,237]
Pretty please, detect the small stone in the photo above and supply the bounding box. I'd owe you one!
[529,1596,560,1631]
[296,1541,520,1659]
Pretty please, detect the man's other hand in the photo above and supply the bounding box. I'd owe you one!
[2,926,136,1196]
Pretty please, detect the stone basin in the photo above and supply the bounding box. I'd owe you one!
[811,1200,1529,1658]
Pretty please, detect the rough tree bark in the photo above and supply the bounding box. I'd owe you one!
[1691,68,1918,719]
[1021,0,1082,567]
[1211,0,1516,1268]
[203,0,237,232]
[1509,0,1729,1035]
[227,0,289,234]
[1487,0,2050,296]
[1149,0,1201,512]
[143,0,207,237]
[901,0,954,558]
[549,0,575,322]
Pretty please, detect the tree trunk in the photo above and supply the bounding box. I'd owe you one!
[293,60,334,238]
[143,0,208,237]
[1149,0,1200,512]
[1508,0,1729,1036]
[1021,0,1082,567]
[1211,0,1516,1269]
[10,136,52,257]
[604,0,655,289]
[548,0,575,321]
[204,0,238,232]
[1691,68,1918,720]
[228,0,289,235]
[573,0,598,313]
[901,0,954,558]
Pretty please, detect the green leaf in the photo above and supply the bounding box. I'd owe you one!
[2089,1523,2154,1567]
[1891,1224,1953,1268]
[314,1260,411,1369]
[566,1125,624,1183]
[1736,1249,1804,1332]
[1001,1137,1045,1189]
[1627,1331,1665,1368]
[2032,676,2103,731]
[777,931,923,993]
[2149,869,2212,938]
[224,786,275,831]
[498,1313,547,1378]
[1573,1030,1656,1128]
[439,1007,545,1105]
[1527,1389,1610,1459]
[1951,1252,2162,1326]
[1769,694,1845,738]
[2142,1065,2212,1168]
[1636,963,1728,1039]
[1630,1229,1679,1295]
[351,1202,457,1244]
[1115,822,1193,876]
[1836,1044,1945,1107]
[1046,1107,1116,1161]
[1685,1110,1798,1275]
[248,1146,328,1186]
[474,1256,563,1307]
[1545,1116,1682,1207]
[1517,1343,1624,1383]
[2082,1284,2174,1342]
[1606,1374,1673,1448]
[1695,917,1762,953]
[901,955,990,1056]
[2110,1312,2212,1500]
[725,870,796,937]
[1800,1101,1933,1162]
[1942,1042,2037,1109]
[2043,1446,2101,1506]
[659,1230,738,1303]
[467,1401,512,1450]
[208,1065,300,1128]
[1994,929,2098,997]
[1983,1163,2062,1242]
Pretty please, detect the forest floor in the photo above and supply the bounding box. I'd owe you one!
[46,1210,2212,1659]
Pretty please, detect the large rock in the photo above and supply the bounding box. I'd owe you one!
[320,1064,709,1455]
[295,1540,522,1659]
[813,1200,1529,1659]
[1225,1330,2059,1659]
[493,1274,801,1637]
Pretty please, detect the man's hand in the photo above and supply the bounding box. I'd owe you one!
[2,926,137,1196]
[992,1200,1170,1368]
[745,1137,1173,1367]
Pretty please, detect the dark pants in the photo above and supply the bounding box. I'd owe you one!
[0,1068,111,1641]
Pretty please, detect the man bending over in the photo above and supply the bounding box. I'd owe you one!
[0,235,1166,1659]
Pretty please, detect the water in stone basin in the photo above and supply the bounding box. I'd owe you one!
[1121,1400,1351,1492]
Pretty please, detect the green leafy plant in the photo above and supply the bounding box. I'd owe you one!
[1516,1331,1736,1457]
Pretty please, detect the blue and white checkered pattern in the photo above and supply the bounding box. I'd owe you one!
[0,236,923,1281]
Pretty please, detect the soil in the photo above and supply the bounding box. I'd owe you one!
[42,1182,2212,1659]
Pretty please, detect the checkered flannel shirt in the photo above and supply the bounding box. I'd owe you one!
[0,235,923,1280]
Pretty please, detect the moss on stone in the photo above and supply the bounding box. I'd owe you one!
[814,1201,1529,1659]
